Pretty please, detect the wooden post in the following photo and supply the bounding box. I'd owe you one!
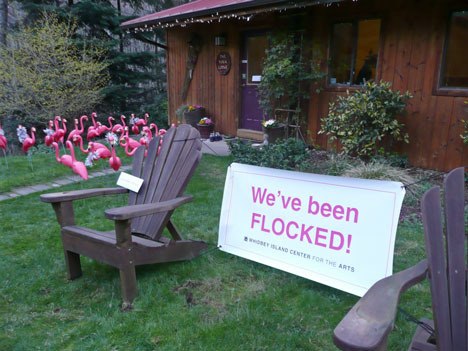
[115,220,137,305]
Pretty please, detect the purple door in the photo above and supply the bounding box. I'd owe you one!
[240,33,268,131]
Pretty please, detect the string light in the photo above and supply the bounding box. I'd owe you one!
[124,0,350,34]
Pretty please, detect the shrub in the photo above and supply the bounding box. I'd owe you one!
[343,160,423,206]
[319,81,412,158]
[228,138,310,171]
[372,149,410,168]
[461,119,468,144]
[311,152,359,176]
[0,14,108,124]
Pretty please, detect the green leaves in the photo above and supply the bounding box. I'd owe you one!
[258,33,325,120]
[228,138,310,171]
[320,81,412,158]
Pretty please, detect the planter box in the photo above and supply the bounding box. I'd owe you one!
[197,124,214,139]
[184,108,205,127]
[262,124,286,144]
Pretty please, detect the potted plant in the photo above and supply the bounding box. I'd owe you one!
[197,117,214,139]
[262,119,286,144]
[183,105,205,127]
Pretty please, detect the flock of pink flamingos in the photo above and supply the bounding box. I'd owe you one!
[0,112,168,180]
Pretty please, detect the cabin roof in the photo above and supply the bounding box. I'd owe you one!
[121,0,346,31]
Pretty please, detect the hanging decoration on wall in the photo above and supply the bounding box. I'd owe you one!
[181,34,203,101]
[216,52,231,76]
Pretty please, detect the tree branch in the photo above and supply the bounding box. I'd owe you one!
[131,33,167,50]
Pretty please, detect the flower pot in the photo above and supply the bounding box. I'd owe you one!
[263,124,286,144]
[197,124,214,139]
[184,108,205,127]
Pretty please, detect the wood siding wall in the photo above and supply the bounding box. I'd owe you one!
[166,0,467,171]
[167,23,243,137]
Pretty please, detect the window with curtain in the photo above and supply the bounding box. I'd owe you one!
[329,19,381,86]
[440,11,468,89]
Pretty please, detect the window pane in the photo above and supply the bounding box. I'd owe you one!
[247,35,268,84]
[330,23,353,84]
[353,19,380,85]
[329,19,381,85]
[441,11,468,88]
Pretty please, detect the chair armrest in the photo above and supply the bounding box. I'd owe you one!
[40,187,128,203]
[104,195,193,220]
[333,259,428,351]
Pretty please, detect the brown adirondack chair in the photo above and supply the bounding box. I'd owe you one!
[40,124,208,306]
[333,167,467,351]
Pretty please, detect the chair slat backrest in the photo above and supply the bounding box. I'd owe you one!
[444,168,466,351]
[128,125,202,240]
[421,167,466,351]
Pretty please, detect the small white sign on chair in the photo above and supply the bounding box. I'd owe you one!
[117,172,144,193]
[218,163,406,297]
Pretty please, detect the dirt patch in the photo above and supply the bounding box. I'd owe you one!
[173,278,224,308]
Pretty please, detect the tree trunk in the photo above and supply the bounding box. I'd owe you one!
[117,0,123,53]
[0,0,8,46]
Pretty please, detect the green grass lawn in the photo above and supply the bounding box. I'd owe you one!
[0,155,431,350]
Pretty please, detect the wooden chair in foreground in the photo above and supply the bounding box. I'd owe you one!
[333,167,467,351]
[40,124,207,306]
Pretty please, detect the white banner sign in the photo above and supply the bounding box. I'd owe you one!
[218,163,406,296]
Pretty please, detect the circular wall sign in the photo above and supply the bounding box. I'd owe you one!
[216,52,231,75]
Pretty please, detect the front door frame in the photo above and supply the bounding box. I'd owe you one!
[239,30,269,137]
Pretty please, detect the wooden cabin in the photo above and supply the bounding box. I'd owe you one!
[122,0,468,171]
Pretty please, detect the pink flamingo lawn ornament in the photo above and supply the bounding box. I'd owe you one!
[130,114,140,134]
[72,134,89,153]
[66,140,88,180]
[17,125,35,170]
[72,134,108,155]
[111,115,126,134]
[139,126,152,147]
[67,115,88,142]
[123,139,139,157]
[0,122,7,150]
[52,141,73,168]
[52,116,67,143]
[106,133,121,171]
[21,127,36,153]
[0,122,8,167]
[120,127,141,155]
[96,116,114,136]
[87,112,100,140]
[109,145,121,171]
[135,113,149,128]
[145,123,167,156]
[43,120,55,147]
[71,135,111,168]
[86,141,111,167]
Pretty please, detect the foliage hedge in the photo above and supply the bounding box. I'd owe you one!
[228,138,310,171]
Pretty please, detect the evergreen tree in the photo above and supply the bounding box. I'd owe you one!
[0,0,7,45]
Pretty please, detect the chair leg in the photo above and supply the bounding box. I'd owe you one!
[64,250,82,280]
[119,264,137,305]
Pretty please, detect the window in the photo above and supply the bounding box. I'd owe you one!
[440,11,468,89]
[329,19,381,86]
[246,35,268,84]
